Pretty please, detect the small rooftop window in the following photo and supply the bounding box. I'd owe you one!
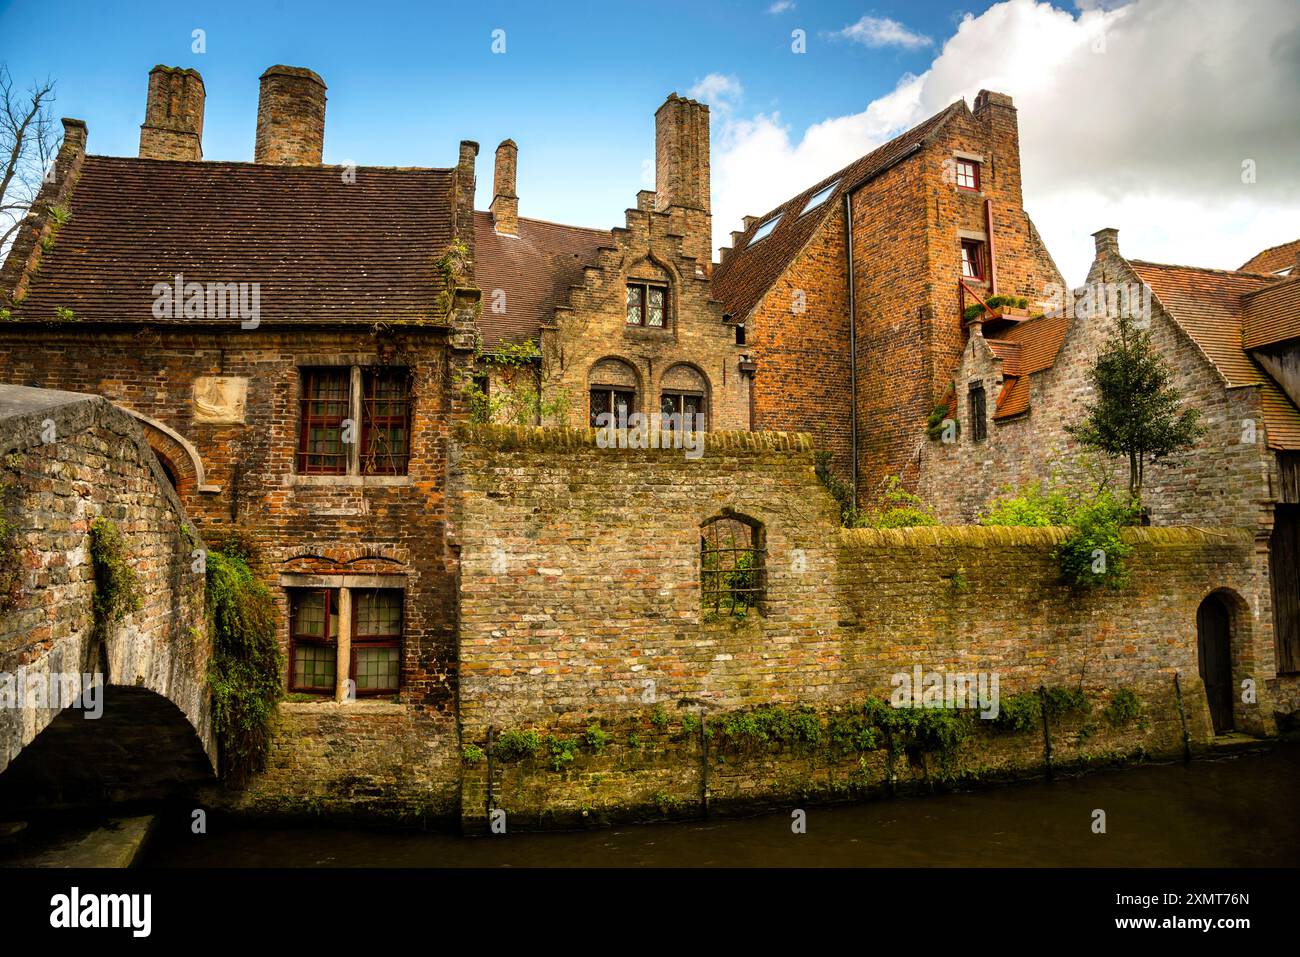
[801,181,839,215]
[750,214,781,244]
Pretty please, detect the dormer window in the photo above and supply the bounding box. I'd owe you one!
[750,214,781,244]
[626,282,668,327]
[956,158,980,191]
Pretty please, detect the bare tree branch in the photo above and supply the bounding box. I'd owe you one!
[0,63,58,264]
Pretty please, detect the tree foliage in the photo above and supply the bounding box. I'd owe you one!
[1067,312,1204,499]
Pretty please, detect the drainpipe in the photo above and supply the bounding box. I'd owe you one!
[984,198,998,296]
[843,190,859,505]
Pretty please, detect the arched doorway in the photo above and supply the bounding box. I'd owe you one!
[1196,593,1234,734]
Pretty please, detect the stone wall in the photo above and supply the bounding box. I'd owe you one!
[0,385,213,785]
[451,424,1265,830]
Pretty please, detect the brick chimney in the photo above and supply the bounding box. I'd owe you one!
[972,89,1021,209]
[655,93,710,214]
[255,66,326,165]
[139,65,204,161]
[490,139,519,236]
[1093,227,1120,259]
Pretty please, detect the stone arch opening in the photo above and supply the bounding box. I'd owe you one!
[0,686,216,814]
[700,511,766,618]
[125,410,216,496]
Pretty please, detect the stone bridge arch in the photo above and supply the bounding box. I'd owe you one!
[0,385,216,807]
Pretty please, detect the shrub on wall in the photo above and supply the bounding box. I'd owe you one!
[206,542,283,785]
[852,476,938,529]
[89,517,142,631]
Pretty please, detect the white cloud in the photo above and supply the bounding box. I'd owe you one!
[835,15,933,50]
[688,73,743,111]
[711,0,1300,284]
[767,1,795,13]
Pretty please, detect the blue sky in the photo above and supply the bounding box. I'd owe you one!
[0,0,991,223]
[3,0,1296,282]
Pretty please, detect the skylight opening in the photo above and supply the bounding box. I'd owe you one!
[800,180,839,215]
[750,214,781,244]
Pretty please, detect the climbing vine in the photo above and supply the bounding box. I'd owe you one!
[205,542,283,785]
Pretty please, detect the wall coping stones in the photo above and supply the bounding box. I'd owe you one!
[839,524,1254,549]
[454,423,815,453]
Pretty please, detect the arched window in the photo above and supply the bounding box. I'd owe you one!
[700,513,765,617]
[625,259,672,328]
[589,357,640,428]
[660,364,710,431]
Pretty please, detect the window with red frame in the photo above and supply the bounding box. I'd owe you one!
[955,158,980,191]
[960,240,986,282]
[297,369,350,474]
[352,589,402,694]
[361,369,412,475]
[289,588,338,692]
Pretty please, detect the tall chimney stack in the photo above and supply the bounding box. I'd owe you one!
[491,139,519,236]
[255,66,327,165]
[139,65,205,161]
[654,93,712,270]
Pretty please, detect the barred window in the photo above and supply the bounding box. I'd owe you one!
[701,515,765,618]
[969,382,987,442]
[297,369,350,474]
[361,369,411,475]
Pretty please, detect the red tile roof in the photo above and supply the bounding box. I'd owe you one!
[985,312,1070,419]
[11,155,456,325]
[472,210,612,350]
[1239,238,1300,275]
[1243,275,1300,350]
[712,100,963,322]
[1129,260,1300,450]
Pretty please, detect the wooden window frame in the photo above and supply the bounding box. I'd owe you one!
[625,282,669,328]
[296,368,351,475]
[350,588,403,696]
[288,587,338,694]
[956,159,980,191]
[360,368,412,476]
[960,239,986,282]
[660,390,709,431]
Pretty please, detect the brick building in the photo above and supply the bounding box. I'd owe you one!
[925,227,1300,726]
[0,62,479,780]
[473,93,750,432]
[713,90,1064,502]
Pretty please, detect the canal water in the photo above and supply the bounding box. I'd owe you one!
[140,742,1300,867]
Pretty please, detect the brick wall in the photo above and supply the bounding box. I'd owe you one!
[451,425,1264,829]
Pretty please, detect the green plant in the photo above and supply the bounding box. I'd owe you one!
[0,308,12,322]
[814,450,855,523]
[718,705,823,749]
[926,386,958,442]
[980,480,1074,527]
[53,306,75,322]
[462,744,486,764]
[48,204,71,226]
[627,732,642,749]
[1067,311,1204,500]
[1042,686,1091,720]
[583,723,609,752]
[679,712,702,737]
[545,735,580,771]
[1104,687,1142,727]
[89,517,142,629]
[0,515,23,610]
[494,729,540,762]
[963,294,1029,323]
[649,705,669,730]
[852,475,938,529]
[992,691,1042,733]
[459,337,570,426]
[205,544,283,785]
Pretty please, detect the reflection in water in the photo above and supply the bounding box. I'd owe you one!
[145,744,1300,868]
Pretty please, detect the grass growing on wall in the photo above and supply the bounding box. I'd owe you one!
[206,543,282,785]
[89,517,142,632]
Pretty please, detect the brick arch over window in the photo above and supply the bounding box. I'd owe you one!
[125,410,217,495]
[660,363,711,429]
[700,511,766,617]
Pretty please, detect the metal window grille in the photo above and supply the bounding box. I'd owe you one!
[700,517,765,617]
[361,369,411,475]
[297,369,350,474]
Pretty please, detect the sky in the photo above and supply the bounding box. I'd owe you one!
[2,0,1297,284]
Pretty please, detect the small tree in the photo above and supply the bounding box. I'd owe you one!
[1067,312,1203,500]
[0,65,58,260]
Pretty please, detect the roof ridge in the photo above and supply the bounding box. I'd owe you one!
[86,154,454,173]
[1129,258,1280,281]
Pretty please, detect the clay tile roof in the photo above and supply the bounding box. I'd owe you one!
[13,155,456,325]
[1239,238,1300,275]
[473,210,612,350]
[1243,275,1300,350]
[985,312,1070,419]
[712,100,964,321]
[1129,259,1300,450]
